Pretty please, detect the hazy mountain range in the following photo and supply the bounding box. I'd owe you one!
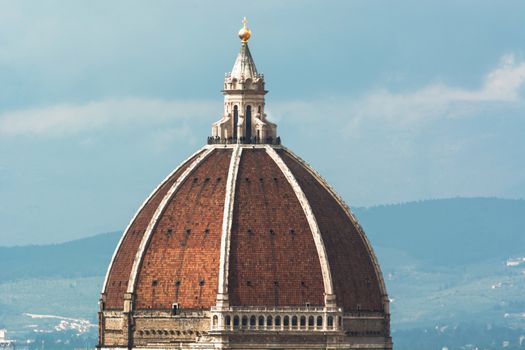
[1,197,524,349]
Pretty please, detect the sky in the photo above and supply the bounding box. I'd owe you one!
[1,0,524,245]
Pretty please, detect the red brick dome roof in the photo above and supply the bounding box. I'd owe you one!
[101,145,387,313]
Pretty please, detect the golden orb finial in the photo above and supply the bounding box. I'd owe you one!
[238,17,251,43]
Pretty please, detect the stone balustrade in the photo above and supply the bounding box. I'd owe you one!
[209,306,342,332]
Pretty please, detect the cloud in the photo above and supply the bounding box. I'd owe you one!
[0,98,217,137]
[2,54,524,141]
[356,54,525,121]
[482,54,525,101]
[272,54,525,134]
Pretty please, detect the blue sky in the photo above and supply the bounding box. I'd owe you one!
[1,0,524,245]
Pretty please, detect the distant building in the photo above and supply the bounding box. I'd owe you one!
[0,329,15,349]
[98,19,392,350]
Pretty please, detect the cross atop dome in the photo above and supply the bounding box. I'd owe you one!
[209,18,278,145]
[238,17,251,43]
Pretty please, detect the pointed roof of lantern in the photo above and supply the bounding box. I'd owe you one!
[230,17,259,80]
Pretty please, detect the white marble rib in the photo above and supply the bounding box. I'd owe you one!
[216,145,243,308]
[101,146,207,295]
[125,147,215,296]
[265,145,334,297]
[282,147,388,299]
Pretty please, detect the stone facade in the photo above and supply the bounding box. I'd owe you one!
[99,307,390,349]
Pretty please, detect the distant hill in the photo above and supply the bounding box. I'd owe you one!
[354,197,525,266]
[0,231,120,282]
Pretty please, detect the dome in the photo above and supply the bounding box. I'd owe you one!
[102,146,387,312]
[98,21,391,350]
